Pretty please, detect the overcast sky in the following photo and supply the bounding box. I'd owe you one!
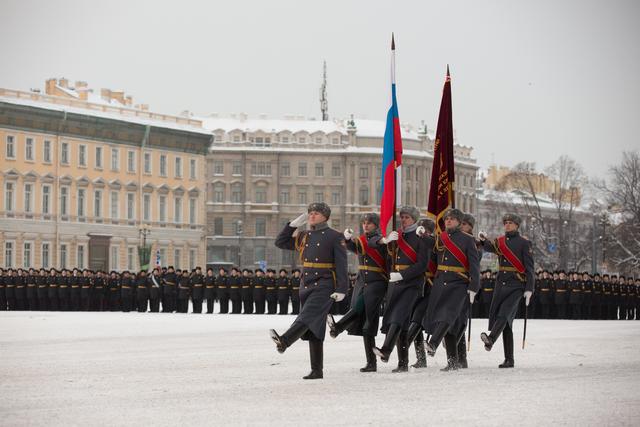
[1,0,638,176]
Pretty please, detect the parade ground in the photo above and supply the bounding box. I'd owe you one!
[1,312,639,426]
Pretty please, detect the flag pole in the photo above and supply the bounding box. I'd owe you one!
[391,33,397,268]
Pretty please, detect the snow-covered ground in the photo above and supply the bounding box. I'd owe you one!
[1,312,639,426]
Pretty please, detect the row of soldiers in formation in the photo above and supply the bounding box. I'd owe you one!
[267,202,542,379]
[0,266,358,315]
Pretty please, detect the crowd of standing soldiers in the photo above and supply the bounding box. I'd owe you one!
[0,265,356,314]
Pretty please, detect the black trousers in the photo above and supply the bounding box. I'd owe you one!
[177,298,189,313]
[206,299,215,314]
[219,296,229,313]
[137,297,148,312]
[193,299,203,313]
[149,298,160,312]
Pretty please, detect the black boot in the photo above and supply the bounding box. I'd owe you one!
[499,325,514,368]
[303,339,323,379]
[392,331,409,373]
[373,323,401,363]
[327,309,358,338]
[426,322,449,357]
[440,334,459,372]
[406,321,423,345]
[360,335,377,372]
[481,318,507,352]
[270,321,308,353]
[457,334,468,369]
[411,331,427,368]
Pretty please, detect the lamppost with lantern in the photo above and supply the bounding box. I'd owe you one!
[138,225,152,271]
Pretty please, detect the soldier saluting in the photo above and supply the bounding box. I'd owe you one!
[270,202,348,380]
[478,213,534,368]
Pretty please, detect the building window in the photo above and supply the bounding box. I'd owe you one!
[127,151,136,173]
[127,193,135,220]
[406,166,412,180]
[42,185,51,214]
[331,192,341,205]
[232,162,242,175]
[190,159,196,179]
[298,189,307,205]
[281,136,289,144]
[153,195,165,223]
[189,198,196,225]
[159,248,166,266]
[175,157,182,178]
[251,162,271,176]
[213,217,223,235]
[6,135,15,158]
[43,140,52,163]
[60,244,68,269]
[94,190,102,218]
[332,137,340,145]
[376,183,382,204]
[77,189,86,218]
[231,184,243,203]
[24,184,33,213]
[42,243,50,268]
[256,217,266,236]
[359,185,369,205]
[77,245,85,270]
[61,142,69,165]
[298,162,307,177]
[298,137,306,144]
[25,137,34,161]
[4,242,14,268]
[280,189,290,204]
[331,162,341,177]
[4,182,14,211]
[255,246,266,262]
[189,249,196,270]
[110,191,119,219]
[160,154,167,176]
[79,145,87,167]
[23,242,32,268]
[60,186,69,216]
[95,146,103,169]
[174,249,181,270]
[359,166,369,179]
[212,183,224,202]
[111,148,119,171]
[143,194,151,221]
[255,186,267,203]
[110,246,119,271]
[314,192,324,202]
[315,137,322,144]
[174,197,182,223]
[213,161,224,175]
[280,162,290,177]
[144,152,151,174]
[315,163,324,177]
[127,247,135,271]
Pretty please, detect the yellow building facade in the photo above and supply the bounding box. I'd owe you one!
[0,89,211,271]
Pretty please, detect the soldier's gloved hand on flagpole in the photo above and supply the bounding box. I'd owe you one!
[468,290,477,304]
[524,291,533,306]
[290,213,308,228]
[478,231,488,241]
[389,272,403,283]
[330,292,345,302]
[381,231,399,244]
[343,228,354,240]
[416,225,426,237]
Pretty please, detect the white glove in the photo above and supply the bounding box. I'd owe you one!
[524,291,532,306]
[343,228,353,240]
[330,292,345,302]
[468,290,477,304]
[389,272,403,283]
[381,231,399,244]
[478,231,487,241]
[290,213,308,228]
[416,226,426,237]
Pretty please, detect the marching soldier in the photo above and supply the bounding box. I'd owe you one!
[36,268,48,311]
[553,271,568,319]
[611,275,620,319]
[148,268,162,313]
[628,277,636,320]
[423,208,480,371]
[58,269,70,311]
[270,202,348,380]
[15,268,27,310]
[592,273,603,320]
[619,276,629,320]
[26,268,38,310]
[277,269,290,315]
[217,268,229,314]
[479,213,534,368]
[204,267,216,314]
[537,270,552,319]
[265,269,278,314]
[120,271,134,312]
[290,269,301,314]
[372,206,429,373]
[569,272,583,320]
[327,212,389,373]
[47,269,59,311]
[107,271,120,311]
[177,269,191,313]
[93,271,106,311]
[80,269,92,311]
[135,270,149,312]
[480,270,494,318]
[582,272,593,319]
[602,274,613,319]
[162,266,177,313]
[191,267,204,314]
[252,269,266,314]
[69,268,81,311]
[241,269,254,314]
[228,267,242,314]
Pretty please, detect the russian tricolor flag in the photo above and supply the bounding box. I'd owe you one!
[379,34,403,236]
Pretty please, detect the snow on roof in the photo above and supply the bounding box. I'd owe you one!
[478,188,590,213]
[0,94,211,136]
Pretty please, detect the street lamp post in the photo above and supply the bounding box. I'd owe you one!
[138,225,152,271]
[236,220,243,268]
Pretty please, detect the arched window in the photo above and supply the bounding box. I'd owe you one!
[213,183,225,203]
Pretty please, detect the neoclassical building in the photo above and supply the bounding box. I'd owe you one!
[203,114,479,269]
[0,88,210,271]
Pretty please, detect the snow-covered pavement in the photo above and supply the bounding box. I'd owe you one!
[1,312,639,426]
